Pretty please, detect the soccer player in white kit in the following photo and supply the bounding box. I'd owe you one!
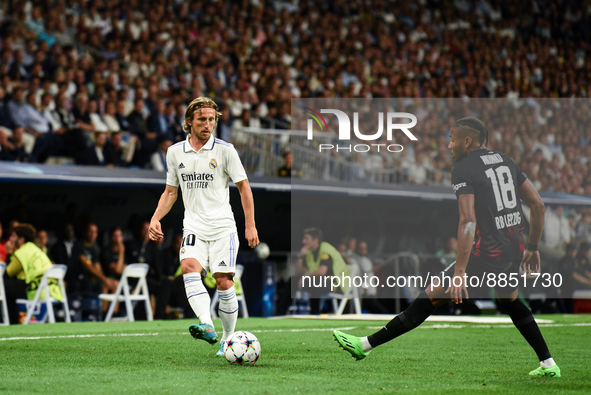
[149,97,259,356]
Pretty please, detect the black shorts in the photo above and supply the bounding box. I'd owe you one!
[441,257,520,294]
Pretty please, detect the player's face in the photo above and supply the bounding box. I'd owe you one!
[448,128,467,162]
[190,108,217,141]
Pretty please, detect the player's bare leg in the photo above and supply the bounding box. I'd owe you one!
[182,257,218,344]
[495,289,560,377]
[215,272,238,356]
[334,282,450,360]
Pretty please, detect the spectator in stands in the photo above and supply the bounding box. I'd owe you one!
[106,130,136,167]
[2,126,30,162]
[0,128,13,160]
[88,100,109,133]
[573,242,591,290]
[79,222,117,297]
[277,149,294,177]
[0,219,19,254]
[166,102,185,142]
[127,98,157,166]
[356,240,389,314]
[144,83,159,116]
[436,236,457,266]
[150,136,172,172]
[100,226,126,280]
[115,100,131,132]
[35,229,48,254]
[76,130,116,166]
[574,212,591,244]
[72,94,95,146]
[232,109,260,130]
[40,92,60,132]
[0,86,15,129]
[295,227,350,313]
[544,205,571,251]
[102,101,121,133]
[147,99,172,141]
[4,224,63,325]
[49,222,84,293]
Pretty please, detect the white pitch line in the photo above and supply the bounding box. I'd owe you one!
[0,333,159,341]
[0,327,357,342]
[249,326,357,333]
[2,322,589,342]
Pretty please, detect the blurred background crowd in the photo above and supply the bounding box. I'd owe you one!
[0,0,589,193]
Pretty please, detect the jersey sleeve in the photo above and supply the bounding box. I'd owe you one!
[451,162,474,197]
[224,145,248,183]
[165,149,179,187]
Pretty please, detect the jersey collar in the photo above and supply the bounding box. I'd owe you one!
[183,134,215,153]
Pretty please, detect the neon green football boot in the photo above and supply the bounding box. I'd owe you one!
[529,365,561,378]
[333,330,371,360]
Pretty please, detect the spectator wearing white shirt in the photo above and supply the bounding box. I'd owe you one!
[543,205,571,251]
[88,100,109,133]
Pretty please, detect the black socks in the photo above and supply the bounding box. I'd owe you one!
[368,292,435,347]
[503,299,551,361]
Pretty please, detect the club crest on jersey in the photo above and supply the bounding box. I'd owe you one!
[209,158,217,169]
[181,248,186,255]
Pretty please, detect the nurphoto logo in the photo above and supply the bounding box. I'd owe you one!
[302,107,418,153]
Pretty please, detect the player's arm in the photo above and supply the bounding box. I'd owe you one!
[309,258,330,277]
[447,193,476,304]
[149,184,178,241]
[79,254,117,291]
[573,271,591,286]
[6,255,23,277]
[518,179,545,274]
[235,179,259,248]
[110,242,126,275]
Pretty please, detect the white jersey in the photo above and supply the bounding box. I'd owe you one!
[166,134,247,240]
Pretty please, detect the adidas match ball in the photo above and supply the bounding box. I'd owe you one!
[255,242,270,259]
[224,331,261,365]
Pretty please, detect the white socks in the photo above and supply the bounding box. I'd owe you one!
[540,358,556,368]
[183,273,213,327]
[361,336,373,352]
[218,285,238,341]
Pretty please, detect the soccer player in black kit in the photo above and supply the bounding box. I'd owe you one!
[334,117,560,378]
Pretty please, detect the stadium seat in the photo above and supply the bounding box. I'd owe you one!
[99,263,153,322]
[327,264,362,315]
[0,263,9,325]
[210,264,249,319]
[16,264,71,325]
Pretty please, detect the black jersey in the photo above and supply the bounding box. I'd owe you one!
[451,149,527,271]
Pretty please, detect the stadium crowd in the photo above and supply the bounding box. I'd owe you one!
[0,1,588,193]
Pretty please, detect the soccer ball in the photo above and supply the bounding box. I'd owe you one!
[255,242,270,260]
[224,331,261,365]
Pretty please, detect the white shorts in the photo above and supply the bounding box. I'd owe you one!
[179,232,239,275]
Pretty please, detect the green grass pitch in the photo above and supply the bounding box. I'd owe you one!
[1,314,590,394]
